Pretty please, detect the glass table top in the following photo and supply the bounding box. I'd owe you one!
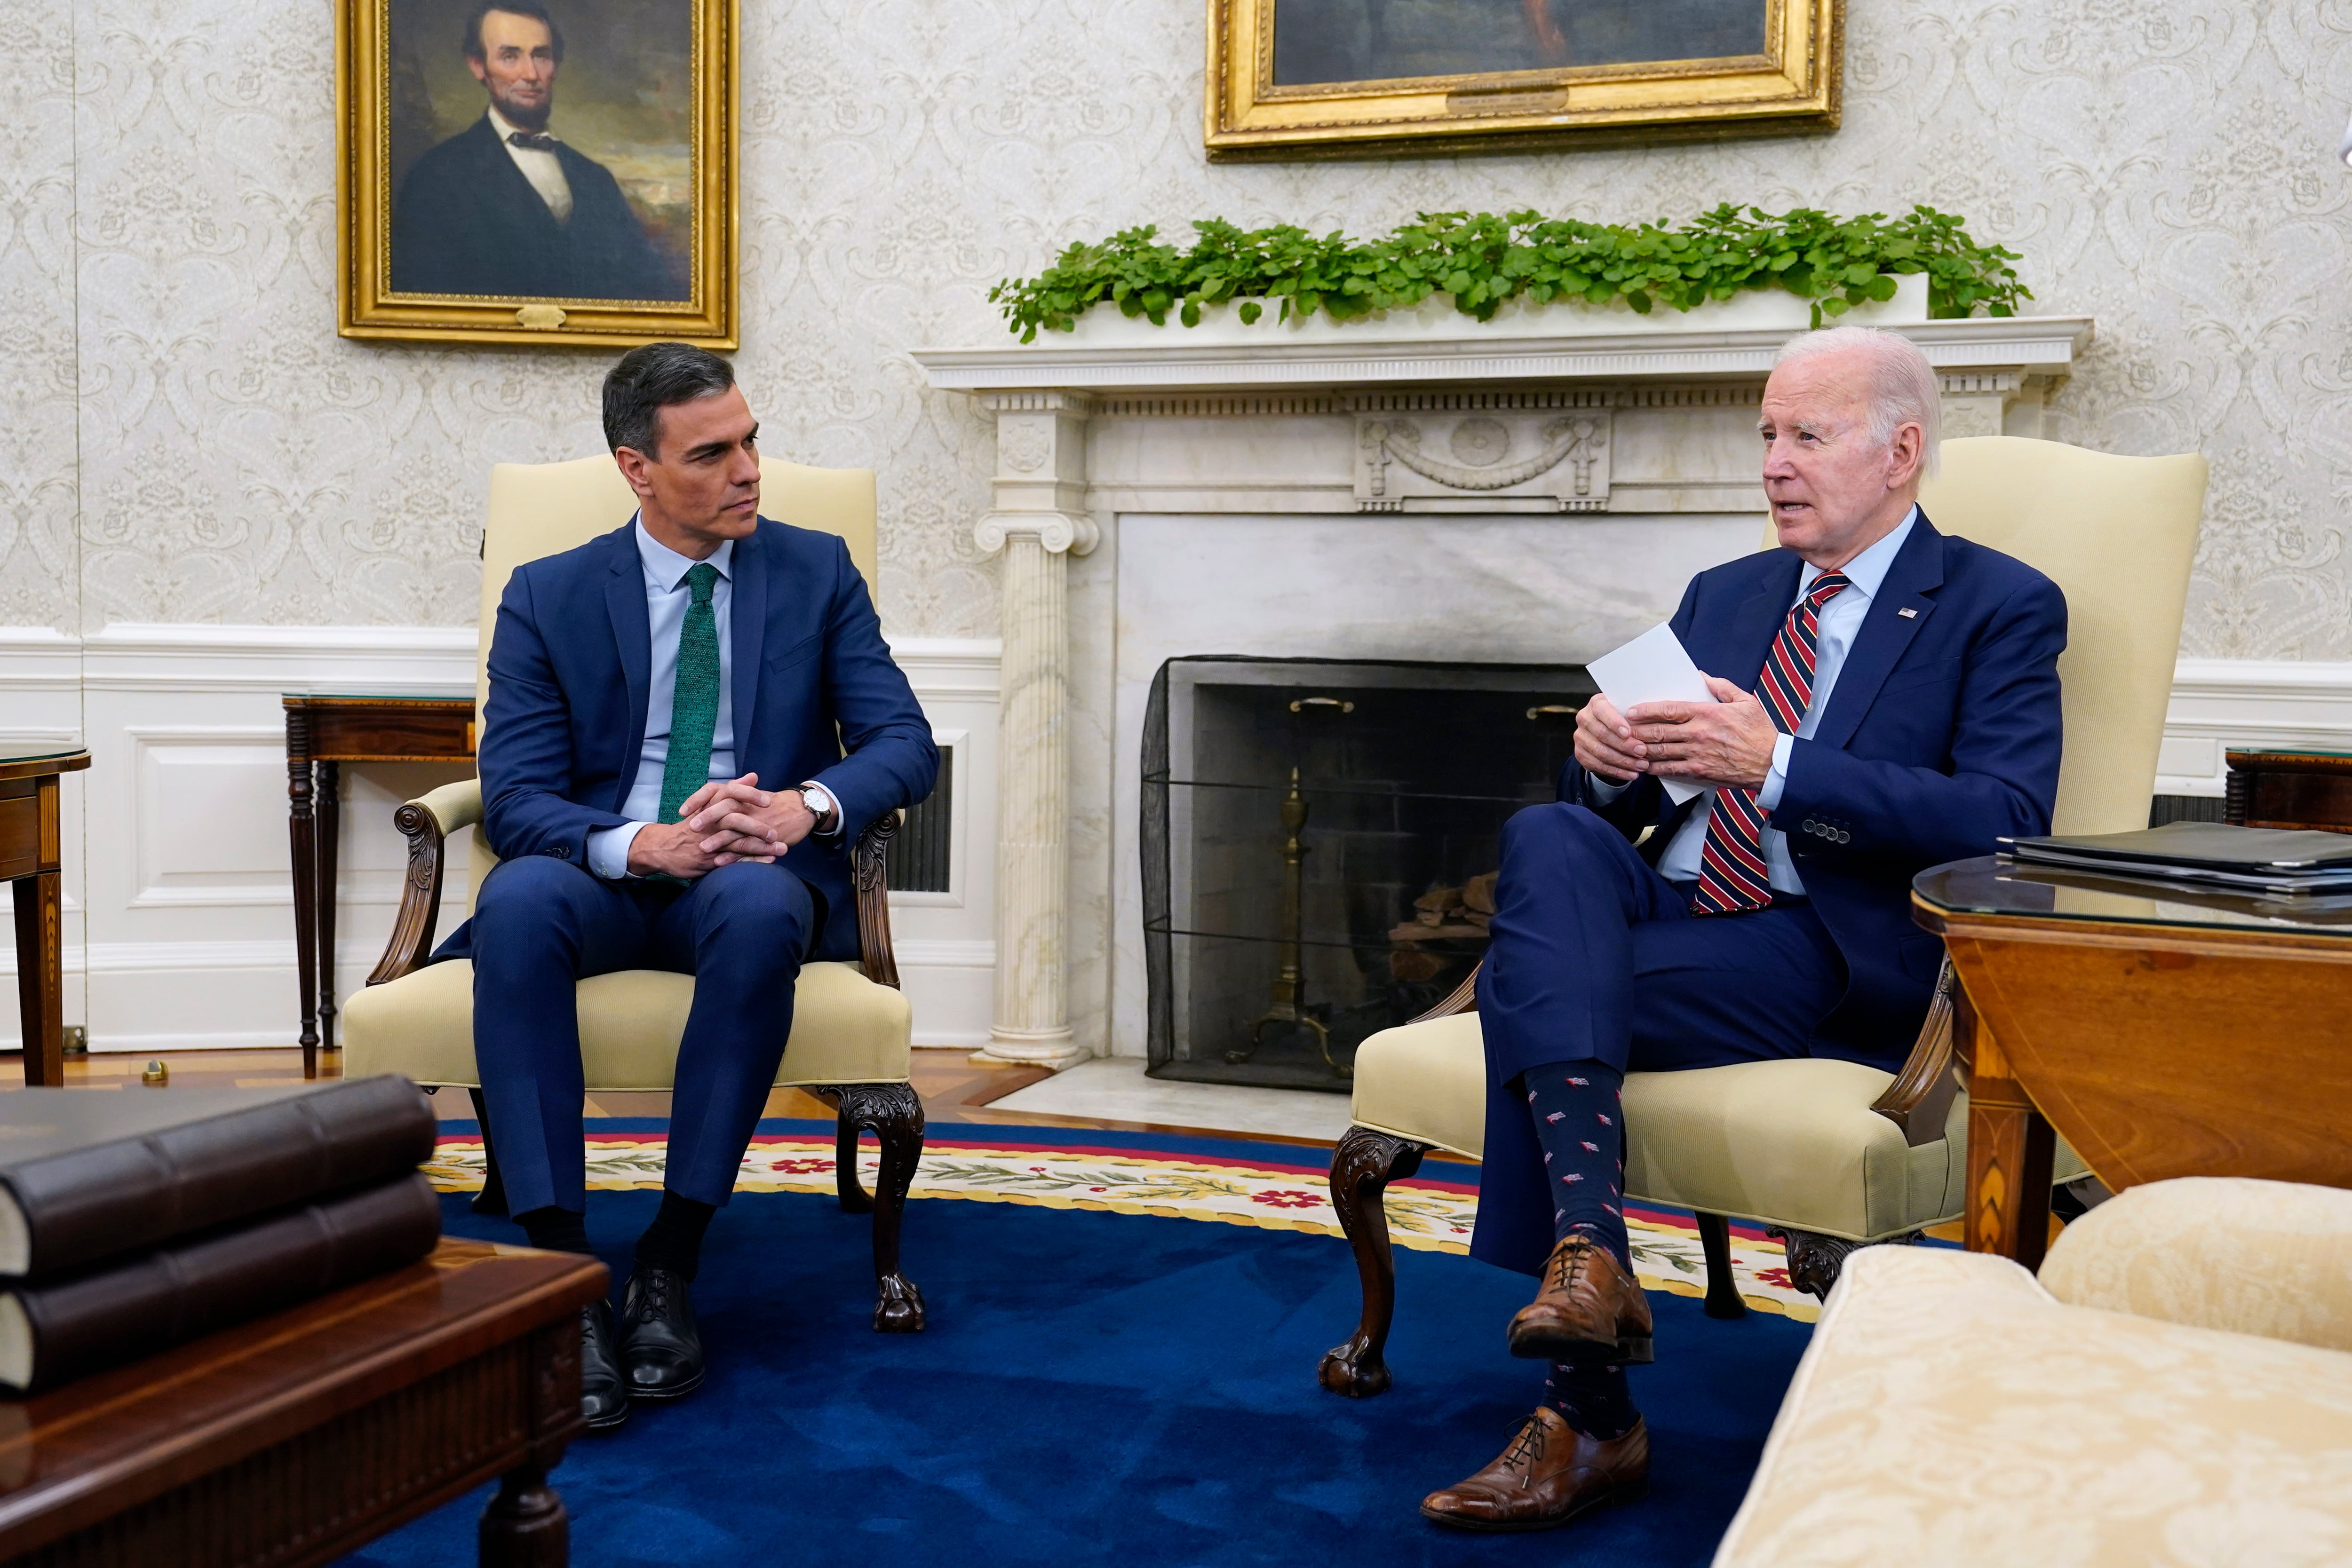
[0,743,86,765]
[1916,855,2352,936]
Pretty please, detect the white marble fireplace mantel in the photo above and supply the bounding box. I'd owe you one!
[913,304,2094,1068]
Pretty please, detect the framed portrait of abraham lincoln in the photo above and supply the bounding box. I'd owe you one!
[338,0,737,347]
[1205,0,1839,160]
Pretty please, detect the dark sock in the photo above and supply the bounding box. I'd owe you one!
[516,1205,592,1256]
[634,1190,717,1281]
[1521,1061,1631,1271]
[1545,1360,1639,1441]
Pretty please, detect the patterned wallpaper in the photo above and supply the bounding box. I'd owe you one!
[6,0,2352,656]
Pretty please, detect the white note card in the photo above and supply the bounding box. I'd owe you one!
[1585,622,1716,805]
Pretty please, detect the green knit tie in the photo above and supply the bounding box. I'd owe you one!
[656,562,722,826]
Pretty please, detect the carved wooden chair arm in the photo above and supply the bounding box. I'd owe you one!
[1867,954,1962,1148]
[851,809,904,990]
[1406,951,1960,1149]
[366,778,483,987]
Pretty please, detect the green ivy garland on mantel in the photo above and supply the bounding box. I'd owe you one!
[989,204,2029,343]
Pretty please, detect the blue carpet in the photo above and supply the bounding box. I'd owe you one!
[346,1139,1809,1567]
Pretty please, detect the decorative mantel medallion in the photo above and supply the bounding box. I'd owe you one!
[1351,394,1611,513]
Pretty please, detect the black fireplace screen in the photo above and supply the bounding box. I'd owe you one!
[1142,656,1596,1093]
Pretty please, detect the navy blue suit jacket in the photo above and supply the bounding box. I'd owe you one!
[438,517,938,962]
[1565,510,2067,1064]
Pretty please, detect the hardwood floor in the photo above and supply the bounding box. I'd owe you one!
[0,1045,1457,1166]
[0,1045,1056,1123]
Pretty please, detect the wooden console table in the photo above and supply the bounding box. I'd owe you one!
[0,1237,605,1568]
[285,695,475,1078]
[2225,747,2352,832]
[2,746,90,1087]
[1914,855,2352,1268]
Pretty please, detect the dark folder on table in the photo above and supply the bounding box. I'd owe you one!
[1999,822,2352,895]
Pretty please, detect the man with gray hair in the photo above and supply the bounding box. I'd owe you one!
[1420,326,2066,1533]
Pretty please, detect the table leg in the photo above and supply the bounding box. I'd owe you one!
[1964,1015,2055,1269]
[288,756,319,1079]
[317,760,341,1061]
[478,1460,567,1568]
[11,871,64,1086]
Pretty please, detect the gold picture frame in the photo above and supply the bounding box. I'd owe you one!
[338,0,737,347]
[1206,0,1839,161]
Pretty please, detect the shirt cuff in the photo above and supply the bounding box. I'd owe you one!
[1587,773,1631,804]
[587,822,651,880]
[1757,734,1795,812]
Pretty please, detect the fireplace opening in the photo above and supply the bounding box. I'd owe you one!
[1142,656,1596,1092]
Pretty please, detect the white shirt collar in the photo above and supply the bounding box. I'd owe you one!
[1800,504,1917,604]
[632,515,732,590]
[485,105,556,147]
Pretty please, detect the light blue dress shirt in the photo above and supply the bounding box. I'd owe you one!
[1598,507,1917,896]
[586,520,738,879]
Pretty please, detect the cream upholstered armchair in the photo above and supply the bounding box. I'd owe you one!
[1320,436,2209,1397]
[342,455,930,1332]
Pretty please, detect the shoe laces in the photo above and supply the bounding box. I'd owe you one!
[1502,1414,1550,1472]
[1550,1239,1596,1293]
[638,1269,678,1314]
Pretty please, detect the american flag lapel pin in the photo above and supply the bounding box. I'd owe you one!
[1897,607,1918,618]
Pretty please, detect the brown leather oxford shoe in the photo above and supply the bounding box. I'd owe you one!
[1507,1235,1654,1363]
[1420,1407,1649,1532]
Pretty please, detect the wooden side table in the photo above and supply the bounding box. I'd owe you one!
[2,747,90,1086]
[0,1238,606,1568]
[1914,855,2352,1268]
[285,696,475,1077]
[2225,748,2352,832]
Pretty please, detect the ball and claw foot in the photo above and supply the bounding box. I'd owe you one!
[875,1272,926,1333]
[1318,1336,1391,1399]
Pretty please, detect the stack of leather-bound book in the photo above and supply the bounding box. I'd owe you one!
[0,1076,442,1393]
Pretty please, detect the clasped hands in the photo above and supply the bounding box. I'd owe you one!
[624,773,817,879]
[1574,678,1780,791]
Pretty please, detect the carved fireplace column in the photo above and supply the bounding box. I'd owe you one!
[973,391,1097,1068]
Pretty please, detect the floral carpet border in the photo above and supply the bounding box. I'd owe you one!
[427,1132,1818,1321]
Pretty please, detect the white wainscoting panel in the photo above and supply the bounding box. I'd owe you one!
[2159,660,2352,797]
[0,627,1000,1056]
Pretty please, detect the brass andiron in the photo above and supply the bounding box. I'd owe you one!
[1232,768,1345,1077]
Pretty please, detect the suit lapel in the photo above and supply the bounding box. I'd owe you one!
[729,523,768,767]
[1719,554,1803,692]
[602,526,652,812]
[1809,513,1948,752]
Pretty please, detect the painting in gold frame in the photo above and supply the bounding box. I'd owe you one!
[338,0,737,347]
[1206,0,1839,161]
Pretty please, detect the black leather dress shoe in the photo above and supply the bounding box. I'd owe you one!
[620,1267,705,1400]
[580,1298,629,1432]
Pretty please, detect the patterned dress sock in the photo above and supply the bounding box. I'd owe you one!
[516,1205,593,1256]
[634,1189,717,1282]
[1545,1359,1640,1441]
[1521,1061,1631,1272]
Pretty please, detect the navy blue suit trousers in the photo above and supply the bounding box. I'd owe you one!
[471,855,854,1215]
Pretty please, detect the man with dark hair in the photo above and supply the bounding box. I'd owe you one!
[433,342,937,1430]
[390,2,679,301]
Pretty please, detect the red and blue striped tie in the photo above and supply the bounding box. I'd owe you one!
[1690,571,1852,915]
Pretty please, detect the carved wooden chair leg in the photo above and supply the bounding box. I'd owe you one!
[1694,1211,1748,1319]
[1767,1227,1920,1301]
[832,1082,927,1333]
[829,1093,876,1215]
[1318,1125,1429,1399]
[468,1087,510,1218]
